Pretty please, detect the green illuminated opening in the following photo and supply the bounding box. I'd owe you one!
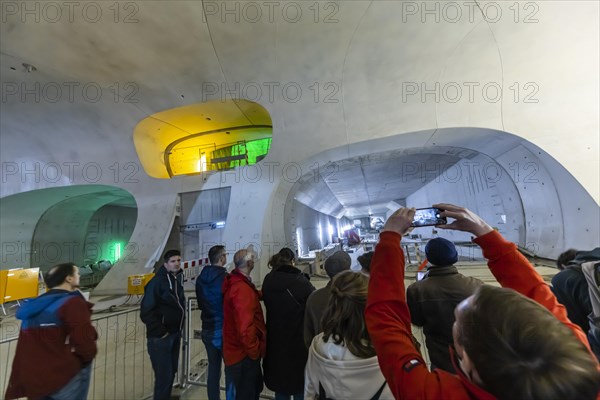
[112,242,122,263]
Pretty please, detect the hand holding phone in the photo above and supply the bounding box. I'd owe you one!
[410,207,447,227]
[431,203,493,237]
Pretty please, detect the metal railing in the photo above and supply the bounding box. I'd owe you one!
[181,297,274,399]
[1,306,159,399]
[1,296,276,399]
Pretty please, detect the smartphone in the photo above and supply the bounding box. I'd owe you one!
[411,207,447,227]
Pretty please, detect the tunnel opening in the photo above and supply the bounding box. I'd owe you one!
[280,128,599,260]
[1,185,137,289]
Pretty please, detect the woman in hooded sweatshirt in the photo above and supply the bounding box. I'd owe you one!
[304,270,392,400]
[262,248,315,400]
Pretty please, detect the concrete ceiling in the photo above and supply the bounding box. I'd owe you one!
[0,2,598,245]
[294,148,466,217]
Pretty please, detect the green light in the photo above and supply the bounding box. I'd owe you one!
[112,242,122,263]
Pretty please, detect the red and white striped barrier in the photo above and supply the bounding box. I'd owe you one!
[181,258,210,283]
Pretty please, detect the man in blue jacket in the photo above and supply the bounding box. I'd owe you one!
[141,249,185,400]
[6,263,97,400]
[196,245,230,400]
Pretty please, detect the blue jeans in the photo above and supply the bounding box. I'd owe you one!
[202,332,231,400]
[274,392,303,400]
[43,364,92,400]
[225,357,263,400]
[147,331,181,400]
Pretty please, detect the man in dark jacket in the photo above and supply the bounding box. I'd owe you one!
[140,249,185,400]
[196,245,230,400]
[552,248,600,360]
[551,248,593,334]
[303,250,351,348]
[406,237,483,372]
[6,263,98,400]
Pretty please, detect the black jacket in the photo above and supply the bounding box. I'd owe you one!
[262,264,315,394]
[551,261,594,334]
[140,266,186,338]
[406,265,483,372]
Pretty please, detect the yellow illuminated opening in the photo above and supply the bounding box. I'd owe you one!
[133,99,273,178]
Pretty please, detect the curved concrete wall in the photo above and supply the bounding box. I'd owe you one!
[1,2,598,293]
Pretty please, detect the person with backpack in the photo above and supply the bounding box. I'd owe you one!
[304,270,392,399]
[551,248,593,334]
[575,248,600,361]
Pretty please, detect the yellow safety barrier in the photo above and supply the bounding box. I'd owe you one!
[0,268,40,304]
[0,270,8,304]
[127,273,155,295]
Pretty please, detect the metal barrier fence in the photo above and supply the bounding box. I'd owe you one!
[0,296,276,400]
[1,295,428,400]
[181,297,275,399]
[0,306,180,400]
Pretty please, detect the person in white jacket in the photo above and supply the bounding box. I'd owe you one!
[304,271,393,400]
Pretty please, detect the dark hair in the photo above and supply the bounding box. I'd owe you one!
[44,263,76,289]
[163,249,181,263]
[556,249,578,270]
[357,251,374,273]
[268,247,295,270]
[456,285,600,399]
[321,271,375,358]
[208,245,226,265]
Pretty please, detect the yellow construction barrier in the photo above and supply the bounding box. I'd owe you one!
[1,268,40,305]
[127,273,155,295]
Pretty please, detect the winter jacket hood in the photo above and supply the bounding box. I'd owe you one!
[574,248,600,264]
[6,289,97,400]
[17,289,89,320]
[304,333,393,399]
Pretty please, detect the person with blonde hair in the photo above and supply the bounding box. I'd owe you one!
[304,270,392,399]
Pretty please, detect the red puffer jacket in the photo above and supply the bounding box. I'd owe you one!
[222,269,266,366]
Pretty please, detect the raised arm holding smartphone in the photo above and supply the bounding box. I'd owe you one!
[367,204,600,400]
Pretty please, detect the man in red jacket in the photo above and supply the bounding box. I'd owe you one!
[366,204,600,400]
[222,248,266,400]
[6,263,98,400]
